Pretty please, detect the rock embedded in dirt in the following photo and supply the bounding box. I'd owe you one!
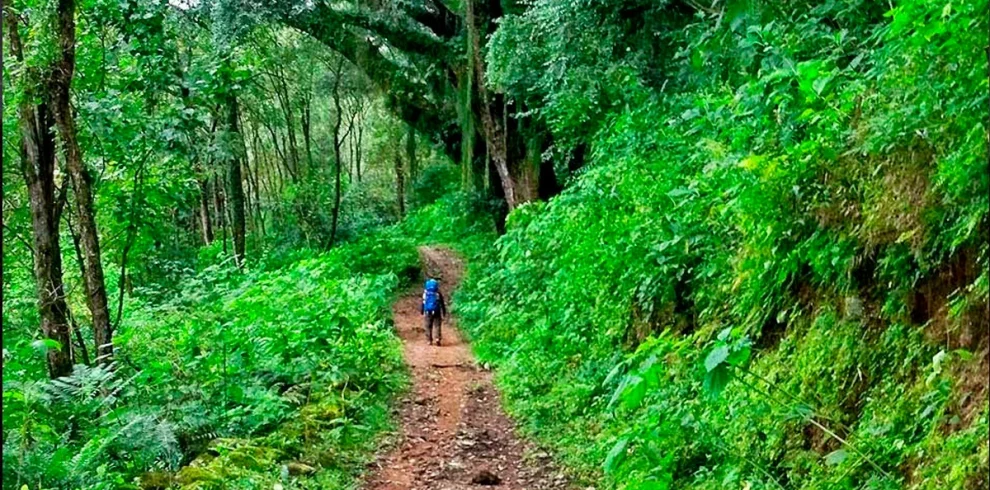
[471,469,502,485]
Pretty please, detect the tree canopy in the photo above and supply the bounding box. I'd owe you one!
[2,0,987,488]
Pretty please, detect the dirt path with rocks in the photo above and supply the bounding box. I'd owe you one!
[363,247,573,490]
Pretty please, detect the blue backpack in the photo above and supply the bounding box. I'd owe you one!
[423,279,440,313]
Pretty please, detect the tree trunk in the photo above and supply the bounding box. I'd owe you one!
[347,135,353,183]
[330,146,343,245]
[198,178,214,244]
[477,114,518,207]
[50,0,113,365]
[460,0,476,192]
[63,212,93,366]
[6,14,74,378]
[68,310,91,367]
[272,65,301,178]
[347,117,355,183]
[407,124,417,182]
[112,162,144,332]
[395,154,406,218]
[344,98,360,184]
[474,92,538,209]
[355,111,363,183]
[329,60,345,246]
[262,118,296,183]
[237,111,255,238]
[465,0,539,209]
[226,94,247,265]
[465,0,515,207]
[248,122,267,243]
[301,97,313,169]
[215,172,228,254]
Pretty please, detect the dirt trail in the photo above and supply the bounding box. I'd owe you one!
[363,247,573,490]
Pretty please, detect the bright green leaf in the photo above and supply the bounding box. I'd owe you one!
[704,345,729,372]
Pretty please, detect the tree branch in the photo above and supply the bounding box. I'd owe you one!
[403,0,460,39]
[54,173,71,225]
[288,11,458,149]
[288,2,450,57]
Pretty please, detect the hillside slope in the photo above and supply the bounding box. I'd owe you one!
[450,0,989,488]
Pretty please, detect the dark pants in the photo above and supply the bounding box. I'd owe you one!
[424,311,442,344]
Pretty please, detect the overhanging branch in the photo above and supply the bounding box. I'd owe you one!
[283,3,460,152]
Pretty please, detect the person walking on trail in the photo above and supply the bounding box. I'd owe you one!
[421,278,447,346]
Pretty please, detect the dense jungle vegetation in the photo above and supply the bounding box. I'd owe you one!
[2,0,987,489]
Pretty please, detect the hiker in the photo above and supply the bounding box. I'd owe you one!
[421,278,447,346]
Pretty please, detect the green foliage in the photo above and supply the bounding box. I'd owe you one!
[486,0,689,169]
[2,229,417,489]
[453,0,989,488]
[411,164,461,209]
[401,191,499,244]
[2,0,467,486]
[4,0,988,489]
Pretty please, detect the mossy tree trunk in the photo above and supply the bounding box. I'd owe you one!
[225,94,247,266]
[6,12,75,378]
[50,0,114,365]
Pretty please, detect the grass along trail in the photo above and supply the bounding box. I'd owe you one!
[363,247,574,490]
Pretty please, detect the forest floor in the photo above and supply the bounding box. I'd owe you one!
[363,247,575,490]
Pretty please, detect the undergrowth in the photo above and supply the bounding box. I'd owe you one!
[449,1,989,489]
[2,229,420,490]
